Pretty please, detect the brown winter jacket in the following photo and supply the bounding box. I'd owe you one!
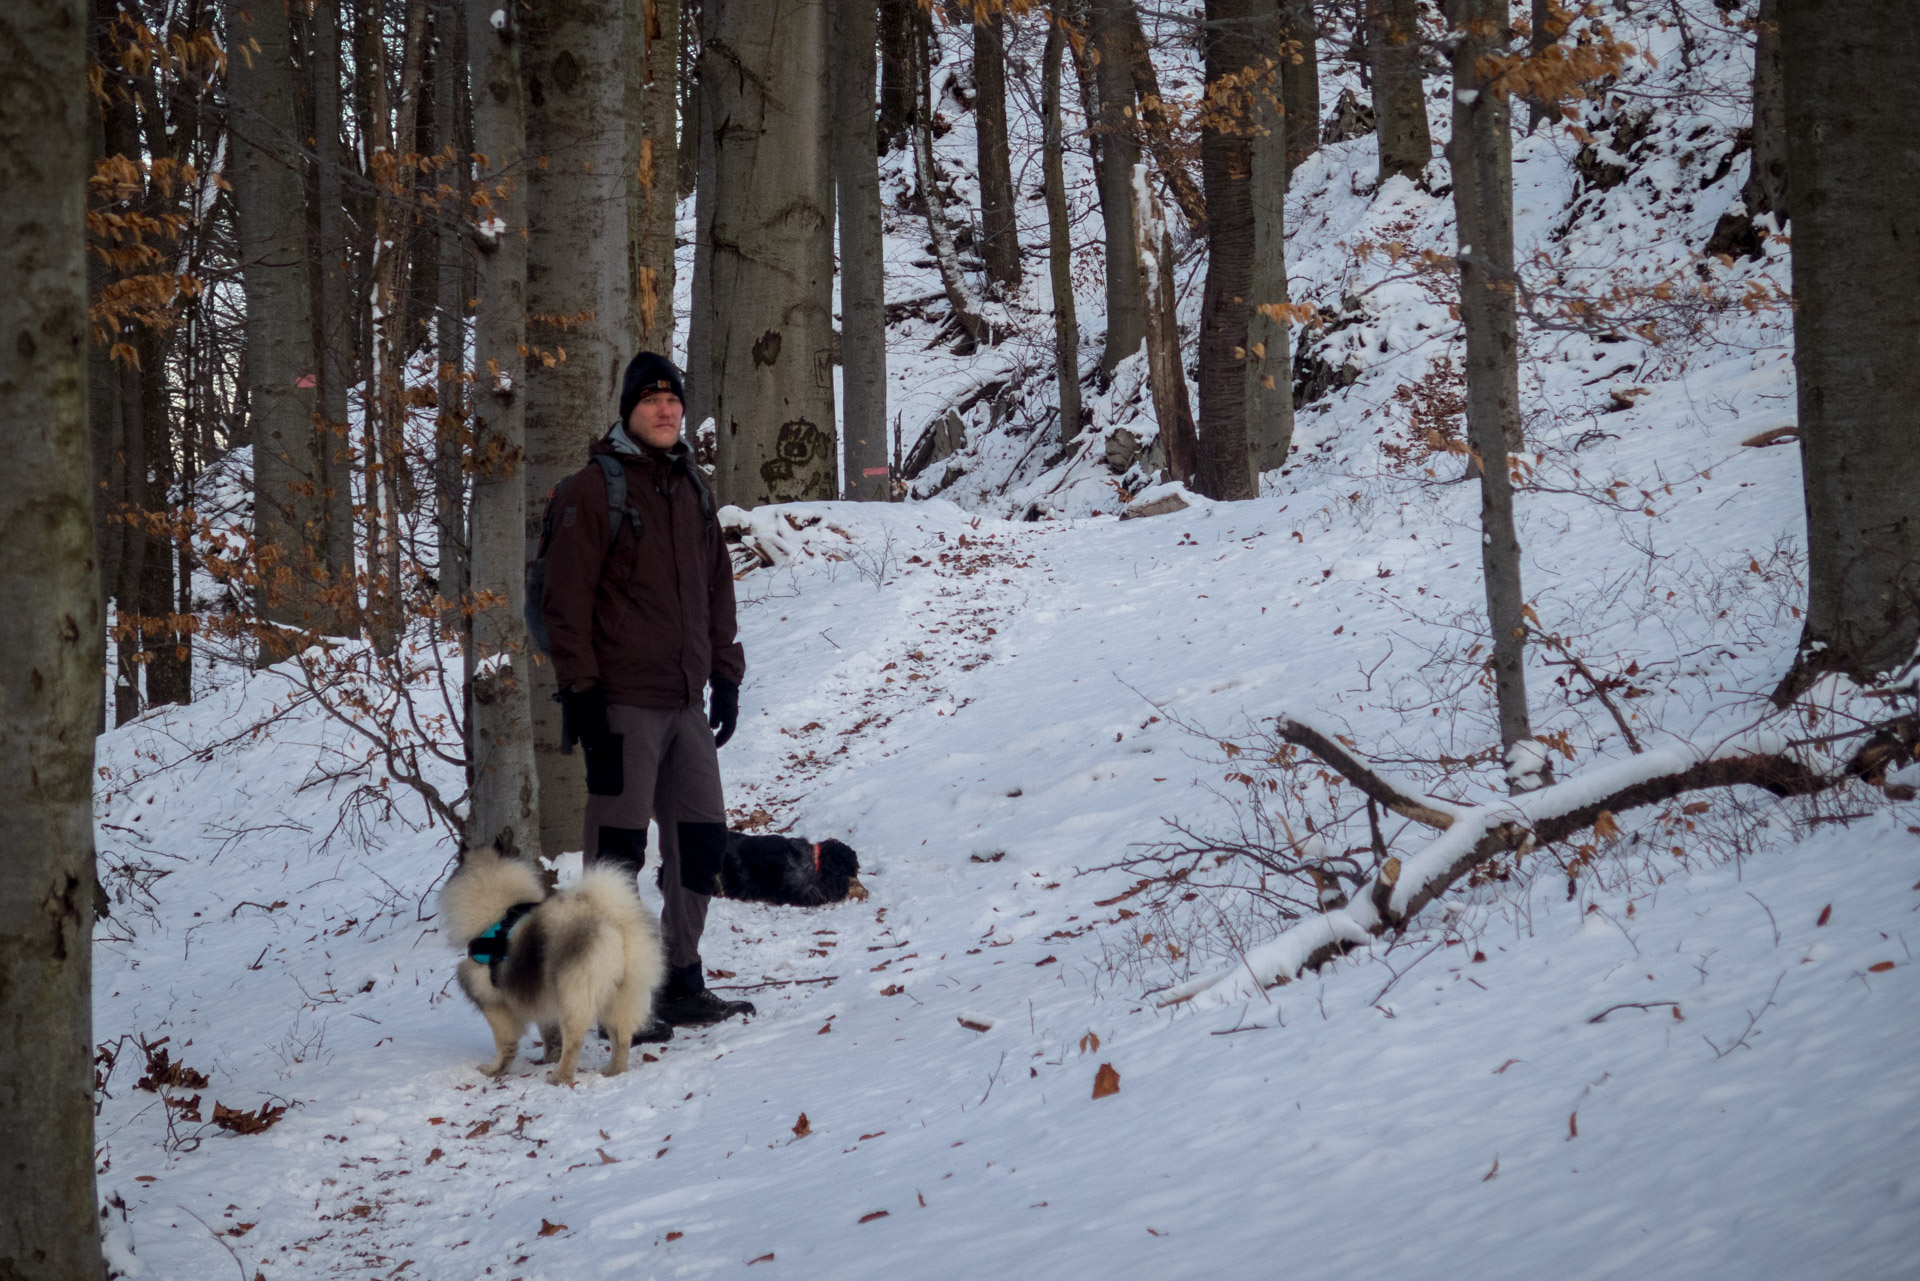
[539,433,746,708]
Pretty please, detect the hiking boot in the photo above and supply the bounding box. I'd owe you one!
[597,1017,675,1046]
[656,962,756,1027]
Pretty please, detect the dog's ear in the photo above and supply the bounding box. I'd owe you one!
[819,839,858,874]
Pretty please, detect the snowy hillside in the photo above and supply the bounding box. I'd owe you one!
[88,5,1919,1279]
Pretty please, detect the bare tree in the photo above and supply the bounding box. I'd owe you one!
[1367,0,1430,183]
[878,0,916,145]
[1135,164,1199,487]
[1280,0,1319,178]
[0,2,105,1273]
[310,0,358,617]
[1123,4,1206,231]
[835,0,891,498]
[706,0,838,504]
[1772,0,1920,700]
[1742,0,1785,221]
[1196,0,1259,500]
[523,0,630,855]
[228,0,325,634]
[435,0,471,637]
[1245,19,1294,476]
[1093,0,1147,376]
[911,3,993,348]
[1042,8,1083,444]
[466,0,542,860]
[973,6,1021,288]
[1447,0,1539,784]
[629,0,680,352]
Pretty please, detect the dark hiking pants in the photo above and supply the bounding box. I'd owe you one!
[580,703,727,968]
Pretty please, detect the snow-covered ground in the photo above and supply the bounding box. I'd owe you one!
[90,5,1919,1278]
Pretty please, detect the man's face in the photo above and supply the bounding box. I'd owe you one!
[628,388,684,450]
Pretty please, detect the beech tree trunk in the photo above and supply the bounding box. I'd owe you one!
[1245,25,1294,476]
[466,0,542,860]
[629,0,679,351]
[706,0,838,506]
[524,0,630,856]
[1772,0,1920,699]
[1367,0,1429,183]
[1447,0,1536,777]
[911,8,993,351]
[687,90,717,431]
[973,9,1020,289]
[0,3,104,1272]
[1197,0,1260,501]
[228,0,326,633]
[834,0,890,499]
[1093,0,1146,377]
[1280,0,1319,178]
[1123,2,1206,232]
[310,0,357,619]
[1134,164,1198,487]
[1743,0,1786,220]
[877,0,915,146]
[436,0,470,638]
[678,0,701,195]
[1042,11,1083,445]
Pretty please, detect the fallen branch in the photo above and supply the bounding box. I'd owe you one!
[1272,715,1461,831]
[1163,713,1918,1007]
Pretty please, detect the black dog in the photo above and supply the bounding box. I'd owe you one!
[717,832,866,907]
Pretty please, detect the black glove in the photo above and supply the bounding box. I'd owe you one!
[708,676,739,748]
[557,681,611,753]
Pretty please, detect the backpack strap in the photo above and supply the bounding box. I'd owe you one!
[593,453,643,548]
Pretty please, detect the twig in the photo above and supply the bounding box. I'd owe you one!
[1272,717,1458,830]
[1587,1000,1680,1023]
[1528,627,1644,755]
[711,975,839,992]
[175,1204,248,1281]
[1744,891,1780,947]
[978,1050,1009,1106]
[1703,972,1784,1059]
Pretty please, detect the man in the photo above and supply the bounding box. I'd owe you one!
[539,351,755,1029]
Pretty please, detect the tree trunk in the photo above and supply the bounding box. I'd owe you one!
[687,88,717,431]
[877,0,915,147]
[1042,12,1083,445]
[466,0,542,860]
[1743,0,1786,220]
[835,0,890,499]
[629,0,679,352]
[1195,0,1257,501]
[310,0,358,624]
[0,2,105,1273]
[973,10,1020,289]
[1524,0,1551,133]
[524,0,630,858]
[140,328,189,706]
[706,0,837,507]
[1245,23,1294,477]
[911,8,992,351]
[227,0,326,635]
[87,0,122,727]
[1772,0,1920,700]
[1122,2,1206,233]
[437,0,470,643]
[1093,0,1146,377]
[1134,164,1198,487]
[1280,0,1319,179]
[1447,0,1538,782]
[1367,0,1429,184]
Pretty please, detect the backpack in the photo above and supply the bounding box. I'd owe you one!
[523,450,718,657]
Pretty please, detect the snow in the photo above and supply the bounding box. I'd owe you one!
[87,6,1920,1279]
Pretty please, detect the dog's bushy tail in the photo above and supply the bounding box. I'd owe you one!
[569,866,666,985]
[438,848,546,946]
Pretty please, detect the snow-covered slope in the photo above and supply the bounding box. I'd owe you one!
[90,5,1919,1278]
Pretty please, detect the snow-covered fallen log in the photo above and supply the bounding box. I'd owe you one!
[1163,713,1917,1008]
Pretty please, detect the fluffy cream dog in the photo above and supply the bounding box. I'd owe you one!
[438,848,664,1084]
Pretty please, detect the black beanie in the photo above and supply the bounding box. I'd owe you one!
[618,351,686,423]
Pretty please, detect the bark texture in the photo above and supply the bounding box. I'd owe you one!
[911,8,992,351]
[629,0,680,351]
[0,1,104,1272]
[1093,0,1146,376]
[1134,164,1198,487]
[1367,0,1430,183]
[524,0,630,857]
[1280,0,1319,178]
[1743,0,1786,219]
[1124,3,1206,232]
[436,0,470,638]
[1245,29,1294,476]
[973,10,1021,288]
[309,0,357,612]
[1195,0,1258,501]
[228,0,325,631]
[706,0,838,506]
[834,0,890,498]
[877,0,915,145]
[1773,0,1920,698]
[1042,13,1083,445]
[1448,0,1535,771]
[467,0,542,860]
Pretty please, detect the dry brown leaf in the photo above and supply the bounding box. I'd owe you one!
[748,1252,775,1265]
[880,984,905,997]
[1483,1156,1500,1181]
[596,1148,619,1164]
[792,1113,812,1139]
[1092,1063,1121,1099]
[1816,904,1832,927]
[425,1148,444,1164]
[1592,811,1621,841]
[211,1101,287,1135]
[464,1119,492,1140]
[538,1219,567,1237]
[858,1210,890,1224]
[1568,1111,1579,1139]
[957,1017,991,1033]
[665,1231,683,1242]
[1868,961,1897,973]
[1492,1058,1520,1074]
